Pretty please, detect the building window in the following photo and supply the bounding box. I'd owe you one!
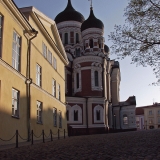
[123,114,128,124]
[74,110,78,121]
[76,73,79,89]
[53,57,57,70]
[0,15,3,58]
[37,101,42,123]
[48,50,52,64]
[76,33,79,43]
[12,31,21,71]
[52,79,56,97]
[70,32,74,44]
[12,88,19,118]
[149,110,152,115]
[66,110,69,121]
[64,33,68,44]
[94,71,99,86]
[36,64,41,87]
[96,110,100,120]
[158,110,160,115]
[53,108,57,127]
[59,111,62,128]
[76,48,80,57]
[57,84,60,100]
[42,42,47,59]
[89,39,93,48]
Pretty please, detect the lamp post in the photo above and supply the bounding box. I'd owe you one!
[114,113,116,130]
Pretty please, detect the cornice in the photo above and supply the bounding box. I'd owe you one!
[2,0,33,36]
[73,56,102,66]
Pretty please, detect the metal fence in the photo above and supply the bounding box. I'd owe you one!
[0,129,67,148]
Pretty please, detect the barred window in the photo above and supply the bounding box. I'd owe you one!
[0,14,3,57]
[42,42,47,58]
[12,31,21,71]
[53,108,57,127]
[36,64,42,87]
[37,101,42,124]
[52,79,56,97]
[12,88,19,118]
[48,50,52,64]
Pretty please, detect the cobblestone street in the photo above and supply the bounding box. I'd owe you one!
[0,130,160,160]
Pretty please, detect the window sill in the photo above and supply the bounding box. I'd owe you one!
[12,115,20,119]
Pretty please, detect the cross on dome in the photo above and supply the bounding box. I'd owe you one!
[88,0,93,7]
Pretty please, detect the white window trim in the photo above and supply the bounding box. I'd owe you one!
[71,104,82,123]
[12,31,21,71]
[36,64,41,87]
[12,88,19,118]
[57,83,60,100]
[91,63,102,91]
[74,64,82,93]
[48,50,52,65]
[52,79,56,97]
[94,105,104,123]
[37,101,42,124]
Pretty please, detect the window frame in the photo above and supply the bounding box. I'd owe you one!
[123,114,128,125]
[48,49,52,65]
[53,108,57,127]
[37,101,43,124]
[12,31,21,71]
[42,42,47,59]
[52,79,56,97]
[36,64,42,87]
[94,71,99,87]
[53,56,57,70]
[12,88,20,118]
[57,83,60,100]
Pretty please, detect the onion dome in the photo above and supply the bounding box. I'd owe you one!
[104,45,110,53]
[55,0,85,24]
[81,7,104,32]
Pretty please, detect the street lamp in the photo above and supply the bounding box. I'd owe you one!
[114,113,116,130]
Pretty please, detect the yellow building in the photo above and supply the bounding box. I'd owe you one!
[0,0,68,145]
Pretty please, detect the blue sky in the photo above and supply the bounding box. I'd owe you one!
[14,0,160,107]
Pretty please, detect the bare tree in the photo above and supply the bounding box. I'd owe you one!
[109,0,160,84]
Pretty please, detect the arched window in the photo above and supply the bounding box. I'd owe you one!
[76,48,80,57]
[74,110,78,121]
[94,71,99,86]
[89,39,93,48]
[64,33,68,44]
[76,73,79,88]
[123,114,128,124]
[76,33,79,43]
[96,110,100,120]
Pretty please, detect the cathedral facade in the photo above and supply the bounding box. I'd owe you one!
[55,0,136,135]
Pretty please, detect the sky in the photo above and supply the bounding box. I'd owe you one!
[14,0,160,107]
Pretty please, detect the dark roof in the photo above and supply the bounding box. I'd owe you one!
[55,0,85,24]
[136,107,145,115]
[104,45,110,53]
[81,7,104,32]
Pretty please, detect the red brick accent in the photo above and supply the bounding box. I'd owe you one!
[80,62,92,67]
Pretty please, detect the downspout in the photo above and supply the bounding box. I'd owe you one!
[103,57,108,131]
[25,29,38,141]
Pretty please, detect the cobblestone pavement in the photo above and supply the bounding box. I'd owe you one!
[0,129,160,160]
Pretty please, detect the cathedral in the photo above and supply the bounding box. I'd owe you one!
[55,0,136,135]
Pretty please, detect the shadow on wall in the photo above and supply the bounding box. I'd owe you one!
[0,96,67,146]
